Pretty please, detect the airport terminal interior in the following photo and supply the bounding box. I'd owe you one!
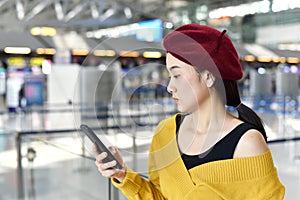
[0,0,300,199]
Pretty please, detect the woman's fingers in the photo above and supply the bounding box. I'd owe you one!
[92,143,100,155]
[95,152,107,162]
[98,167,116,178]
[108,146,124,166]
[95,159,124,179]
[93,145,126,182]
[99,160,117,171]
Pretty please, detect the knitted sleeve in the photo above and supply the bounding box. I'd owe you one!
[111,167,165,200]
[111,120,167,200]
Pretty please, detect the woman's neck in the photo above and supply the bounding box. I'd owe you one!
[187,98,228,135]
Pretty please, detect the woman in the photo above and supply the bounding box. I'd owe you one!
[94,24,285,199]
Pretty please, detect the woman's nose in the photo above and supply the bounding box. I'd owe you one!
[167,80,176,94]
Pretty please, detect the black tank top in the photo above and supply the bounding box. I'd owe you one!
[176,115,256,170]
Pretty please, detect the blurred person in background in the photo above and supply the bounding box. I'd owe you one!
[94,24,285,200]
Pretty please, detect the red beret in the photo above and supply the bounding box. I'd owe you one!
[163,24,243,80]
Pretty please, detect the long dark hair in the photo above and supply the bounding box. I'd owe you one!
[215,78,267,141]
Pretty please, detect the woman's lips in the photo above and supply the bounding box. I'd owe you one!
[173,98,179,104]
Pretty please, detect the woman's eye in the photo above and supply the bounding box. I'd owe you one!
[168,74,180,80]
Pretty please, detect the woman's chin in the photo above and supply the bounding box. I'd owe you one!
[177,107,187,113]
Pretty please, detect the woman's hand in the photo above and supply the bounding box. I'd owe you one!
[93,144,126,183]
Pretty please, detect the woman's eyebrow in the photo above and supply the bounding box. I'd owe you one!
[169,65,181,71]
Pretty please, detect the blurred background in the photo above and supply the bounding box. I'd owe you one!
[0,0,299,199]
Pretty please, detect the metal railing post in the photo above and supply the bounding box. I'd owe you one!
[108,179,112,200]
[16,132,24,200]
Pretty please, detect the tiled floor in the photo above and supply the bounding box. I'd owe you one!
[0,101,299,200]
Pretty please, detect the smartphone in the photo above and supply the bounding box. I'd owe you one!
[80,124,122,169]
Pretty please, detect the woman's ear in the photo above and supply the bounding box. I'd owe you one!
[204,71,215,88]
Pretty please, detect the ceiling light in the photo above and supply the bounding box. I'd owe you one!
[120,51,139,57]
[124,7,132,19]
[143,51,162,58]
[4,47,31,54]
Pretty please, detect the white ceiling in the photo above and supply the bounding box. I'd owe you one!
[0,0,256,33]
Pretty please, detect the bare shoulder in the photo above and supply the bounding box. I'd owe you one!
[233,129,269,158]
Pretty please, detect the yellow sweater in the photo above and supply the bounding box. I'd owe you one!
[113,114,285,200]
